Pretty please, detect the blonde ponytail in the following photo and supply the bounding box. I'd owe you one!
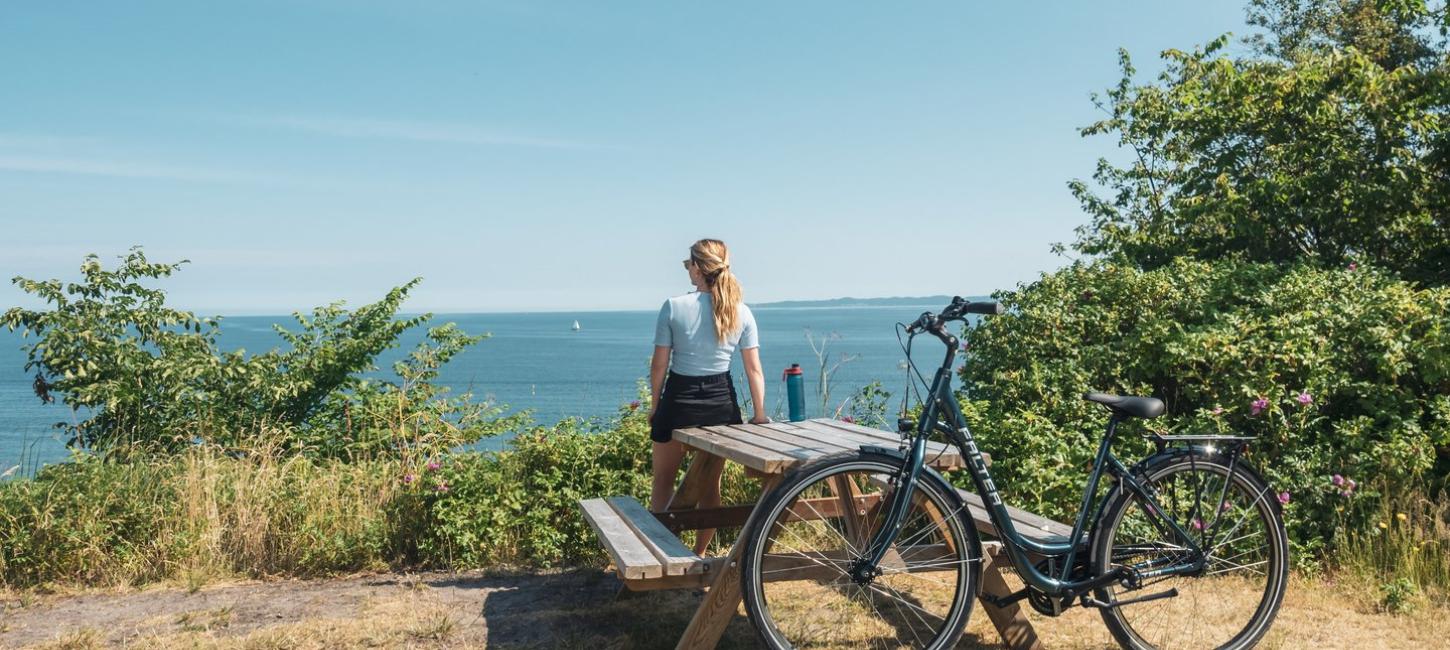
[689,239,743,343]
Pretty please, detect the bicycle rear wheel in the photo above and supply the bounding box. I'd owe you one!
[1093,451,1289,650]
[740,451,980,650]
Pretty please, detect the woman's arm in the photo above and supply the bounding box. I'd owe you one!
[648,345,671,423]
[741,347,768,424]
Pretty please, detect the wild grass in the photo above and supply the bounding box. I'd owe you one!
[0,437,421,589]
[1334,485,1450,612]
[0,408,744,590]
[2,409,1446,625]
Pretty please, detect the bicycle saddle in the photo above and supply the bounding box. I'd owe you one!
[1083,392,1165,419]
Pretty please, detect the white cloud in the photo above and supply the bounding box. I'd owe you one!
[0,154,276,184]
[0,133,101,149]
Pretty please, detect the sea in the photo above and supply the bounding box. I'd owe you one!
[0,303,967,474]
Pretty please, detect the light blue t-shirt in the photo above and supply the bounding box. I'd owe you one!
[653,292,759,376]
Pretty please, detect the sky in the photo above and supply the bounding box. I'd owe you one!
[0,1,1257,314]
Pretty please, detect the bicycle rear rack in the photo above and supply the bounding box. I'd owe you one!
[1143,432,1256,454]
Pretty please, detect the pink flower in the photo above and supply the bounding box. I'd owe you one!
[402,473,415,485]
[434,482,450,493]
[1332,474,1344,487]
[1296,392,1313,406]
[1191,518,1204,531]
[426,461,441,472]
[1348,262,1358,271]
[1211,406,1224,416]
[1340,490,1353,498]
[1346,478,1357,490]
[842,415,855,424]
[1277,491,1291,505]
[1221,500,1234,512]
[1251,398,1270,416]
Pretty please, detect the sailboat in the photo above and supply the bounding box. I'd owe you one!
[571,319,581,332]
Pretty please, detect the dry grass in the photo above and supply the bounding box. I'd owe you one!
[3,568,1448,649]
[0,443,414,590]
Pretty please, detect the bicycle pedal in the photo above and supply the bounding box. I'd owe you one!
[982,588,1029,608]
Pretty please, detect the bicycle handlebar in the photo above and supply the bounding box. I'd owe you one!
[905,296,1002,334]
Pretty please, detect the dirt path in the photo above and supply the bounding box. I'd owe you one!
[1,568,1445,648]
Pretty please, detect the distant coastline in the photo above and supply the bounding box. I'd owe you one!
[753,295,982,310]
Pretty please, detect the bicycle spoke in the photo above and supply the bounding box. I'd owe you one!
[744,459,975,649]
[1097,456,1287,650]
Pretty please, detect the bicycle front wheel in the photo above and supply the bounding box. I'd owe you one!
[740,451,980,650]
[1093,451,1289,650]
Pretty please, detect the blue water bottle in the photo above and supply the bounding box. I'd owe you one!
[784,364,806,421]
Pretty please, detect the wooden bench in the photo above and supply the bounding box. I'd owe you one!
[578,418,1060,650]
[578,496,710,583]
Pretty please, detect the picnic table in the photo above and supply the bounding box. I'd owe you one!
[578,418,1071,650]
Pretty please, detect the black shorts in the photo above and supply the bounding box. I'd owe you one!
[650,370,743,443]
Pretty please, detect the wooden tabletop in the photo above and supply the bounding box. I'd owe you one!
[672,418,965,475]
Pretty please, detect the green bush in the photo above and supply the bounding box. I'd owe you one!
[0,399,763,588]
[423,399,761,568]
[957,259,1450,560]
[2,249,520,459]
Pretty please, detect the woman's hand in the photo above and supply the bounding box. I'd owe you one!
[741,347,768,428]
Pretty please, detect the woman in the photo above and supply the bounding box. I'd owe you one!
[649,238,768,555]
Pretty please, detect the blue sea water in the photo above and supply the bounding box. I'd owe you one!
[0,304,960,473]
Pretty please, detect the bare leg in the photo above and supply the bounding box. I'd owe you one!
[650,439,686,512]
[691,458,727,555]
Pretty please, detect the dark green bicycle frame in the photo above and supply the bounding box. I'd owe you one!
[860,342,1208,599]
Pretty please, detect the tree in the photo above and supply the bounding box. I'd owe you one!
[1247,0,1449,70]
[3,248,519,458]
[1068,31,1450,285]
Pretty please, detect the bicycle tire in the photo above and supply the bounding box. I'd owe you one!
[740,450,981,650]
[1092,450,1289,650]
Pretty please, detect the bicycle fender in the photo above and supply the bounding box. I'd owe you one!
[858,445,904,459]
[1127,447,1280,518]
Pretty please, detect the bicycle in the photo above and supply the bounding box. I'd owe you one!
[739,297,1288,649]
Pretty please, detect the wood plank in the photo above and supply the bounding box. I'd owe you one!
[578,498,662,581]
[956,489,1074,544]
[810,418,906,443]
[736,422,857,456]
[861,475,1072,546]
[673,426,794,473]
[624,544,958,591]
[703,424,833,461]
[829,475,868,550]
[784,419,886,451]
[686,425,802,463]
[675,475,782,650]
[654,504,756,532]
[979,542,1046,650]
[654,495,883,532]
[807,419,968,469]
[814,417,986,467]
[786,419,946,466]
[812,417,972,465]
[606,496,707,576]
[666,452,724,511]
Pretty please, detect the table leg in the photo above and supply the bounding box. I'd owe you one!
[978,542,1045,650]
[675,475,781,650]
[829,475,869,549]
[666,451,725,511]
[667,451,726,554]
